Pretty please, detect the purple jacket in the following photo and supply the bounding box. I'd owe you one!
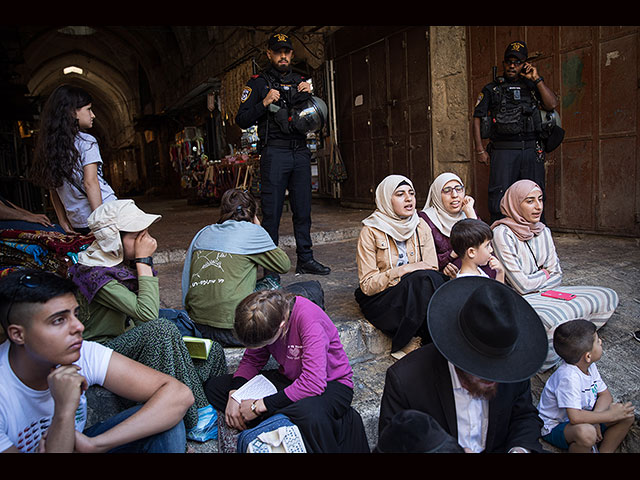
[234,296,353,403]
[418,211,496,279]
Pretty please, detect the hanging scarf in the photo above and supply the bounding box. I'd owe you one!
[68,263,142,303]
[362,174,420,242]
[422,172,467,237]
[490,179,545,241]
[181,220,277,303]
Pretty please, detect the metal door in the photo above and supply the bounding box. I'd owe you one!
[468,26,639,236]
[330,26,432,207]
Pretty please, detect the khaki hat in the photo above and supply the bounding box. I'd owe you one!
[78,199,161,267]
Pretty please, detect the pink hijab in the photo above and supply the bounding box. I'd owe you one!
[490,180,545,241]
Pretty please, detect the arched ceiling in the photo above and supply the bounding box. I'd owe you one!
[11,26,199,149]
[3,25,338,151]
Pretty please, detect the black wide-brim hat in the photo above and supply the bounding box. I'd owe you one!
[427,277,547,383]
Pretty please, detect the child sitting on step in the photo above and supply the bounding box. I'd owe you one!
[203,289,370,453]
[449,218,504,282]
[0,269,193,453]
[537,319,635,452]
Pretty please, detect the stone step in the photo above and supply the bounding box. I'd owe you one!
[93,229,640,453]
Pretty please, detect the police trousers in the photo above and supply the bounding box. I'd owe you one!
[259,144,313,262]
[488,141,546,223]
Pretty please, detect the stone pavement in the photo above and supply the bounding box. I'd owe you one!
[138,196,640,453]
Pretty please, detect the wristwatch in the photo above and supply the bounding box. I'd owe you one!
[135,256,153,267]
[250,400,258,413]
[533,76,543,85]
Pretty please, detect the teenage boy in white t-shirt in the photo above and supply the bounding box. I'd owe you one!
[0,269,194,453]
[537,319,635,453]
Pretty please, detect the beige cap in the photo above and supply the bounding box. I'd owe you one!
[78,199,161,267]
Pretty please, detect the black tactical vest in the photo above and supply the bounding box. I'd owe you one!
[259,68,308,145]
[489,78,541,137]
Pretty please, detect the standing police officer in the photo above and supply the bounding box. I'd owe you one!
[472,41,558,222]
[236,32,330,277]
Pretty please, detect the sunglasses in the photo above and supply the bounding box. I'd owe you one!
[504,59,524,66]
[3,274,39,330]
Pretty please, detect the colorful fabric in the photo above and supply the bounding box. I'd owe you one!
[0,229,94,277]
[0,229,94,256]
[0,240,47,265]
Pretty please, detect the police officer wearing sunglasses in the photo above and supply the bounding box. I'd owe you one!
[472,41,559,223]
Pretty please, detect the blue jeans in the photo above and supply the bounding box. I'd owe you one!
[0,220,65,233]
[83,404,186,453]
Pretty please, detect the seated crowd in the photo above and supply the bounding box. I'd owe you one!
[0,170,632,454]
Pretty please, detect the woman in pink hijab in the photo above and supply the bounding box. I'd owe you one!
[491,180,619,371]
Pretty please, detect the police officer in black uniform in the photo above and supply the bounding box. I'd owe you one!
[473,41,558,223]
[236,33,330,277]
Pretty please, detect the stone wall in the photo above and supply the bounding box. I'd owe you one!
[428,26,472,187]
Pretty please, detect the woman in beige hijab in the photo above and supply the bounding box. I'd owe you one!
[491,180,619,371]
[68,199,226,442]
[355,175,444,359]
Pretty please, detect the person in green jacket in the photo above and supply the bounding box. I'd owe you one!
[182,188,324,347]
[68,199,225,442]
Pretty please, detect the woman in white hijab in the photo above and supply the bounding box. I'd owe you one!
[419,172,495,279]
[355,175,444,359]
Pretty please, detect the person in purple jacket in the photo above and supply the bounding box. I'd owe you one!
[419,172,496,279]
[204,289,370,453]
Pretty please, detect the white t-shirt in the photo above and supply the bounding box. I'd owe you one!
[537,360,607,436]
[457,267,489,278]
[55,132,117,228]
[0,340,113,453]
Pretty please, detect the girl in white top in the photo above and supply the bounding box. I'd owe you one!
[31,84,117,233]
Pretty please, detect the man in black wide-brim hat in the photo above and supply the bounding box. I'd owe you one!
[378,277,548,453]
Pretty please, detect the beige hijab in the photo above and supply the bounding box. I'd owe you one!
[490,180,545,241]
[362,174,420,241]
[422,172,466,237]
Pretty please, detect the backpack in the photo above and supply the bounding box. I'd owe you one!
[237,414,306,453]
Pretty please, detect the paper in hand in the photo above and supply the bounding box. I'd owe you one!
[231,374,277,403]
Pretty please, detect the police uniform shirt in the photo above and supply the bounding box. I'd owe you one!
[473,76,540,142]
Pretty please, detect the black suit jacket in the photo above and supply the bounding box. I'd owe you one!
[378,343,543,453]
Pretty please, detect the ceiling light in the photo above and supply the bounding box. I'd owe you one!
[63,66,84,75]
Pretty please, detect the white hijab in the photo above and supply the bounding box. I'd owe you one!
[422,172,466,237]
[362,174,420,241]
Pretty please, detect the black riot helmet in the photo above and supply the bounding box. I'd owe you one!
[290,96,328,135]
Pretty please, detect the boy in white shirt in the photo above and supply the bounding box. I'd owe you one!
[0,269,194,453]
[537,319,635,452]
[449,218,504,282]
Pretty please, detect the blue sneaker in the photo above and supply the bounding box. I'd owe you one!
[186,405,218,442]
